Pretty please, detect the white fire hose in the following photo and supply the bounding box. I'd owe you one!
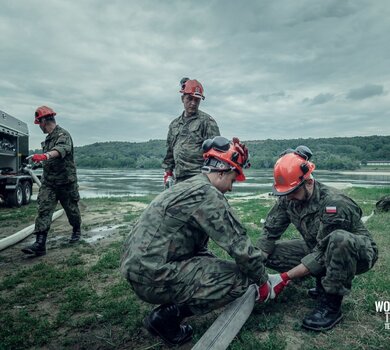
[0,209,64,251]
[0,166,64,251]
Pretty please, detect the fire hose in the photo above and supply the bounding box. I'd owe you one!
[0,166,64,251]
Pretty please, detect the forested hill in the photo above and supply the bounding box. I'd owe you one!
[72,135,390,170]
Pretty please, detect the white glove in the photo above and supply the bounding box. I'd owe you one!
[268,272,290,299]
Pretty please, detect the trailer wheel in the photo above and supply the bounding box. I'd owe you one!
[6,183,23,207]
[22,181,32,205]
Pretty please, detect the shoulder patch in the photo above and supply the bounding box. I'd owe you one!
[325,206,337,214]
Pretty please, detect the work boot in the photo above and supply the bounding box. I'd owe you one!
[143,303,193,346]
[302,293,343,331]
[69,226,81,243]
[308,276,325,299]
[21,232,47,256]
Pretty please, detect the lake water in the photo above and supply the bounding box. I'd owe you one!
[74,168,390,199]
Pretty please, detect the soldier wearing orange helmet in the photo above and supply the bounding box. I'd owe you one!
[258,146,378,331]
[22,106,82,257]
[121,137,288,346]
[162,78,220,187]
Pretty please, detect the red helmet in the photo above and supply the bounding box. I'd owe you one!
[202,136,250,181]
[34,106,56,124]
[179,78,205,100]
[273,152,315,195]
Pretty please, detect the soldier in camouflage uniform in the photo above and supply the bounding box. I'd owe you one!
[257,146,378,331]
[121,136,289,346]
[162,78,220,187]
[22,106,81,257]
[375,194,390,213]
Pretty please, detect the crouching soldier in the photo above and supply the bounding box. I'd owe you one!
[258,146,378,331]
[121,136,289,346]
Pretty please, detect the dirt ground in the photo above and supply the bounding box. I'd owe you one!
[0,198,148,272]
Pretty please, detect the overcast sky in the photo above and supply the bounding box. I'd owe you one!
[1,0,389,149]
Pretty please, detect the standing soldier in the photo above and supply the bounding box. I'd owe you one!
[258,146,378,331]
[162,78,220,187]
[121,136,289,346]
[22,106,82,257]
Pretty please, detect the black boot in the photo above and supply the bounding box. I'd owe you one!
[308,276,325,299]
[302,293,343,331]
[21,232,47,256]
[69,226,81,243]
[143,303,193,346]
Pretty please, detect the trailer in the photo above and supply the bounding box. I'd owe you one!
[0,110,34,207]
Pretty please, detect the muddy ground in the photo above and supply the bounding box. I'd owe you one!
[0,197,148,271]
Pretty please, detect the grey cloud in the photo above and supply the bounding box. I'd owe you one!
[346,84,385,100]
[303,93,335,105]
[1,0,389,149]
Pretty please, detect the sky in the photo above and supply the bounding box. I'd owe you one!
[1,0,389,149]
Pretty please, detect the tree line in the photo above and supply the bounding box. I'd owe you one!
[67,135,389,170]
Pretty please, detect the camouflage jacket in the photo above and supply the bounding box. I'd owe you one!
[162,110,220,180]
[258,181,377,274]
[41,125,77,185]
[121,174,267,286]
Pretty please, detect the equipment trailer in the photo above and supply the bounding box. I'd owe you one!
[0,110,33,207]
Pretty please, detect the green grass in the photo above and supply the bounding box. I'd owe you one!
[345,186,390,202]
[0,187,389,349]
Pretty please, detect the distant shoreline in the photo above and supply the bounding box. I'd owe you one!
[64,167,390,173]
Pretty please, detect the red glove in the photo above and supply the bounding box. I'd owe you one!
[163,170,173,185]
[31,153,49,162]
[268,272,290,299]
[232,137,250,169]
[256,281,271,303]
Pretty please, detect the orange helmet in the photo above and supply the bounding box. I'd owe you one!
[202,136,250,181]
[179,77,205,100]
[273,151,315,195]
[34,106,56,124]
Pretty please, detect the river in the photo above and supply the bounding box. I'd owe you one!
[74,168,390,199]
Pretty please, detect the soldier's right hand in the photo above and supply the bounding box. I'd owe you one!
[30,153,49,163]
[268,273,290,299]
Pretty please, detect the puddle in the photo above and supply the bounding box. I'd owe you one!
[83,225,122,243]
[37,224,123,244]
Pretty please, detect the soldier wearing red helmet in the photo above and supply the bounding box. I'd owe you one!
[121,137,288,346]
[258,146,378,331]
[162,78,220,187]
[22,106,82,257]
[202,136,251,182]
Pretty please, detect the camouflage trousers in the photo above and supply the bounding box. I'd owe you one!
[263,230,378,295]
[34,181,81,234]
[128,256,251,315]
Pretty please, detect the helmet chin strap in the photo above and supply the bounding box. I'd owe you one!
[302,179,315,202]
[303,184,310,201]
[201,166,234,175]
[202,158,237,176]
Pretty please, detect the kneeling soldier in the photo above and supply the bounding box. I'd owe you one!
[121,136,289,346]
[258,146,378,331]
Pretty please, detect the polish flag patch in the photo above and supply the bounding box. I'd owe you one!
[326,206,337,214]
